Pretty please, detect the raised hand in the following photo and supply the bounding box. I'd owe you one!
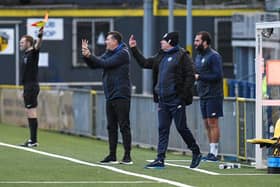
[129,35,137,48]
[34,27,44,49]
[81,39,91,58]
[82,39,89,49]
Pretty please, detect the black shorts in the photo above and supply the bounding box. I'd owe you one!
[23,83,40,109]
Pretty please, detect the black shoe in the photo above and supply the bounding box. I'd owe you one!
[145,158,164,169]
[20,140,38,147]
[99,155,119,164]
[190,153,202,168]
[120,154,133,165]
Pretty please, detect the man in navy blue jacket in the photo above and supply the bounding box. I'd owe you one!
[194,31,223,161]
[129,32,201,169]
[82,31,132,165]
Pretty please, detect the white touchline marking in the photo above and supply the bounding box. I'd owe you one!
[0,142,194,187]
[160,160,271,176]
[164,162,220,175]
[147,160,220,175]
[162,159,253,167]
[0,181,157,184]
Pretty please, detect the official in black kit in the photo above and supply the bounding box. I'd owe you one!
[19,27,44,147]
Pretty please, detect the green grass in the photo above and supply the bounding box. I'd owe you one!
[0,123,279,187]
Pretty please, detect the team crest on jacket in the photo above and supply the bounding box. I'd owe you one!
[168,57,172,62]
[201,58,205,64]
[23,57,28,64]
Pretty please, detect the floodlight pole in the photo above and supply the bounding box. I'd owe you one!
[186,0,192,54]
[143,0,153,95]
[168,0,174,32]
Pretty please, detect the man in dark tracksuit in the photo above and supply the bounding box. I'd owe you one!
[129,32,201,169]
[82,31,132,165]
[19,27,44,147]
[194,31,223,161]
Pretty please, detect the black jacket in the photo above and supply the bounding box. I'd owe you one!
[83,43,131,101]
[130,46,195,105]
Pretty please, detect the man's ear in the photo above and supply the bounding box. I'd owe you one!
[31,40,36,47]
[203,40,207,47]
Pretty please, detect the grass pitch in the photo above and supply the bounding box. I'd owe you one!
[0,123,278,187]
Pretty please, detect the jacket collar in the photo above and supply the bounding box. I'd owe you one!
[108,42,125,54]
[199,47,211,55]
[163,45,179,54]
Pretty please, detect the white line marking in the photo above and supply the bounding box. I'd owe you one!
[147,159,220,175]
[164,162,220,175]
[0,181,157,184]
[160,160,271,176]
[163,160,256,168]
[0,142,194,187]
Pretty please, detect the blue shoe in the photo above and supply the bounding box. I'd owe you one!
[145,159,164,169]
[190,153,202,168]
[202,153,210,160]
[202,153,218,161]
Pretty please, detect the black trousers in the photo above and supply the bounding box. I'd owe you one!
[157,97,200,160]
[106,98,131,156]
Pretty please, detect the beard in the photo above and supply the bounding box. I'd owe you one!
[196,43,204,53]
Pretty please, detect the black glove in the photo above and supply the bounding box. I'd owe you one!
[37,27,44,38]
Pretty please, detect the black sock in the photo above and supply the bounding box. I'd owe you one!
[28,118,38,142]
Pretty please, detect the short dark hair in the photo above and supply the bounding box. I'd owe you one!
[21,35,34,46]
[107,31,123,44]
[197,31,211,45]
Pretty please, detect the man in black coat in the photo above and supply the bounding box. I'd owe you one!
[82,31,132,165]
[129,32,201,169]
